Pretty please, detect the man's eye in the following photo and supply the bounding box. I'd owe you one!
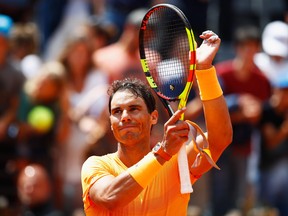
[112,109,122,115]
[130,107,139,112]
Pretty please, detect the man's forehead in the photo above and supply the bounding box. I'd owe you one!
[111,90,144,106]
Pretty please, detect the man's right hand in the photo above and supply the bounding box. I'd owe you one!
[161,108,190,156]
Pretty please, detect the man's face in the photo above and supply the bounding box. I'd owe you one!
[17,166,51,207]
[109,89,158,145]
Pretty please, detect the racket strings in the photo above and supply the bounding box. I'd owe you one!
[143,7,191,99]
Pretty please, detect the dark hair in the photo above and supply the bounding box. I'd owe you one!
[108,77,156,114]
[233,25,261,45]
[10,22,39,55]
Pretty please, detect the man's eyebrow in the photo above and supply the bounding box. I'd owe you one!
[111,106,121,112]
[129,104,142,108]
[111,104,142,111]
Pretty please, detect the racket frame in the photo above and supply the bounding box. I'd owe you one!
[139,3,197,194]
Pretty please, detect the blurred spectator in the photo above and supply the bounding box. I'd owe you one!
[210,25,271,216]
[92,8,147,83]
[100,0,153,41]
[57,27,109,215]
[13,61,69,212]
[0,14,26,214]
[16,61,68,175]
[254,20,288,85]
[8,22,43,80]
[17,163,64,216]
[255,39,288,216]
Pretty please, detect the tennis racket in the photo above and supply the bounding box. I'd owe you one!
[139,4,196,194]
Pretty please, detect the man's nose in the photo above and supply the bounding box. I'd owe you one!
[121,110,131,121]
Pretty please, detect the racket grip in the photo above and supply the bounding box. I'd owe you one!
[178,144,193,194]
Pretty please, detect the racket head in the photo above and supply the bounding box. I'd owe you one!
[139,4,196,114]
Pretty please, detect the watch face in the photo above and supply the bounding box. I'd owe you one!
[154,143,161,151]
[153,142,171,161]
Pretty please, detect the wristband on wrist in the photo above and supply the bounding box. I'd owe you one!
[195,66,223,101]
[128,152,162,189]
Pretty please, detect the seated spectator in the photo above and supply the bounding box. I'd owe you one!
[17,61,68,175]
[17,163,64,216]
[256,73,288,216]
[254,21,288,84]
[92,8,147,83]
[210,25,271,216]
[56,25,109,215]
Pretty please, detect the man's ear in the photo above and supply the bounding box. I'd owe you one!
[151,110,158,125]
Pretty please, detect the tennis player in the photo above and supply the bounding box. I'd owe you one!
[81,31,232,215]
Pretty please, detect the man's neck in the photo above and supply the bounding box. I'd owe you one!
[117,142,151,167]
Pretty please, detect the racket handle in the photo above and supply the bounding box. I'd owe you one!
[178,144,193,194]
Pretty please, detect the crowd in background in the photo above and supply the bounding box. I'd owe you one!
[0,0,288,216]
